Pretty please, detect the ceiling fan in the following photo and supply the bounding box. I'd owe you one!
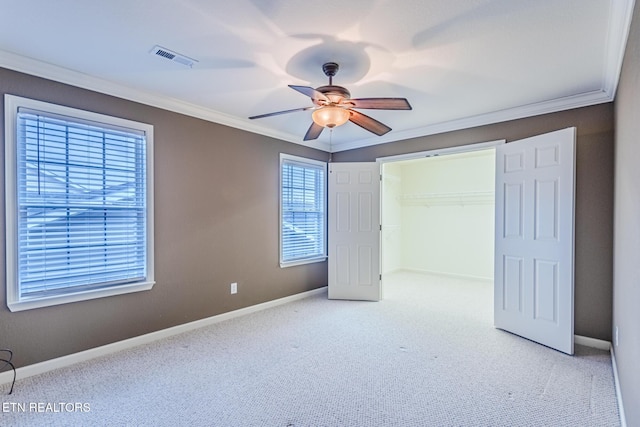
[249,62,412,141]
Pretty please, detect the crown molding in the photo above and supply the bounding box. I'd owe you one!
[330,89,613,153]
[0,0,632,155]
[602,0,636,96]
[0,50,332,152]
[331,0,634,153]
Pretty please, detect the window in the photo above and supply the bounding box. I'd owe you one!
[5,95,154,311]
[280,154,327,267]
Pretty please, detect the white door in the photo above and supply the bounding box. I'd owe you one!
[328,162,381,301]
[494,127,576,354]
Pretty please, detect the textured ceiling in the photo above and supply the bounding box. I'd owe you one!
[0,0,634,151]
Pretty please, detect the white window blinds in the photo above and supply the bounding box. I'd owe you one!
[15,108,148,298]
[280,155,327,266]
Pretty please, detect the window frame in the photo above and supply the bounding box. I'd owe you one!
[4,94,155,311]
[279,153,327,268]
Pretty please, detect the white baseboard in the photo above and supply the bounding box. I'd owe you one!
[610,347,627,427]
[0,286,328,386]
[573,335,626,426]
[574,335,611,351]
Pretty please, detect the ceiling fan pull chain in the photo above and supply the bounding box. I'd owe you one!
[329,128,333,162]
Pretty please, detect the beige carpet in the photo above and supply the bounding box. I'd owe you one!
[0,272,620,426]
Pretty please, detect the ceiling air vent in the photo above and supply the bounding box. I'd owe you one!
[149,45,198,68]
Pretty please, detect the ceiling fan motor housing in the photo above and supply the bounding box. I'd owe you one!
[315,85,351,105]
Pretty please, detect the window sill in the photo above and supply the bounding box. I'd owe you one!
[7,281,155,312]
[280,257,327,268]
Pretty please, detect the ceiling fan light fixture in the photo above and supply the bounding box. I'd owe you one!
[312,106,350,128]
[249,62,410,140]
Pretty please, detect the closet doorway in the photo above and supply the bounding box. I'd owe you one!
[329,130,576,354]
[380,145,497,285]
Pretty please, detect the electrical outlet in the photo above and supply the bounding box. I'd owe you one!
[615,326,619,347]
[230,282,237,294]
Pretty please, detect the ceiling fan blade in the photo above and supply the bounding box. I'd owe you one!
[249,106,314,120]
[349,98,412,110]
[289,85,329,103]
[303,122,324,141]
[348,110,392,136]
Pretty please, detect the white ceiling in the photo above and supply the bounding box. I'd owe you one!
[0,0,634,152]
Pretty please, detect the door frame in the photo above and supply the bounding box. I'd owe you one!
[377,139,506,164]
[376,139,505,292]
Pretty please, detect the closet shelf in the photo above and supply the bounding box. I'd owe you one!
[399,191,494,206]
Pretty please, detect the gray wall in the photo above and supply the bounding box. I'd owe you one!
[613,1,640,424]
[0,67,329,368]
[334,103,615,342]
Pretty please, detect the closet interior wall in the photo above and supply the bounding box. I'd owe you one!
[382,149,495,281]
